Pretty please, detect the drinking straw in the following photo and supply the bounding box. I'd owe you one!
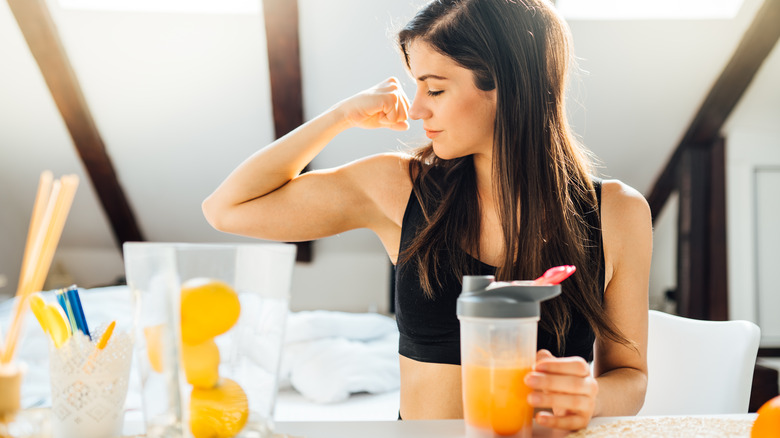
[84,320,117,373]
[55,289,77,336]
[65,285,90,340]
[96,321,116,350]
[20,172,53,288]
[0,173,79,364]
[0,174,56,356]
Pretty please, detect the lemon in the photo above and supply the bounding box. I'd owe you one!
[183,339,221,389]
[144,324,165,373]
[189,378,249,438]
[181,278,241,345]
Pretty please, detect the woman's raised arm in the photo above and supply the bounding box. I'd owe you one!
[202,78,411,242]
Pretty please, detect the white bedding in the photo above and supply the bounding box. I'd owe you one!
[0,285,400,421]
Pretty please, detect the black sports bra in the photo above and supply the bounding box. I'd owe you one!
[394,178,605,365]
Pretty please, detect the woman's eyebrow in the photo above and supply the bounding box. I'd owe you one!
[417,74,448,82]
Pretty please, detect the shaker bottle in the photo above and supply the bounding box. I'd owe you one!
[457,275,561,438]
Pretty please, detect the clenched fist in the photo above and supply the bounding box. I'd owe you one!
[337,77,411,131]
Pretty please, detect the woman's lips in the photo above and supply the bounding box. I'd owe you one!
[425,130,442,139]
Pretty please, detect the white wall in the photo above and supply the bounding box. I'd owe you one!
[648,193,678,313]
[723,39,780,347]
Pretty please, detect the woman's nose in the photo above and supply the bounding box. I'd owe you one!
[408,96,430,120]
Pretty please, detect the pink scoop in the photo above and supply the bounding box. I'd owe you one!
[532,265,576,285]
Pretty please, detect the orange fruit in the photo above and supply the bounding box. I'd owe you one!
[189,377,249,438]
[144,324,165,373]
[752,395,780,438]
[182,339,221,389]
[180,278,241,345]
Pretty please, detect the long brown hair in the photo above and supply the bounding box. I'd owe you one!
[398,0,629,351]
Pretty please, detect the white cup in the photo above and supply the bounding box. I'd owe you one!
[49,328,133,438]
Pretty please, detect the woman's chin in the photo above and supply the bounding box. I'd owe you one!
[431,145,459,161]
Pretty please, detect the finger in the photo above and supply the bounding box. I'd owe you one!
[528,391,594,415]
[381,95,401,124]
[535,356,591,377]
[379,77,401,94]
[382,108,399,125]
[390,121,410,131]
[391,94,404,123]
[536,349,555,362]
[525,372,598,396]
[388,93,410,126]
[377,113,394,127]
[535,411,590,431]
[397,91,410,122]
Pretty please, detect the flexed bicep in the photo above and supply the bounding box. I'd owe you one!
[207,153,412,244]
[210,168,364,241]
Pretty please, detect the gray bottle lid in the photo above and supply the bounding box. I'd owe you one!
[456,275,561,318]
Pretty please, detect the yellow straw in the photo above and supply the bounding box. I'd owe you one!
[96,321,116,350]
[0,173,54,355]
[19,171,53,285]
[0,173,79,364]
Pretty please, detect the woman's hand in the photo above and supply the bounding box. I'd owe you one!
[337,77,411,131]
[525,349,599,430]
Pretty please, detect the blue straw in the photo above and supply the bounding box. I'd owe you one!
[65,285,91,340]
[56,289,77,336]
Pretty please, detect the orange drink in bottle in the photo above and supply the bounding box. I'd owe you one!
[463,365,533,436]
[457,275,562,438]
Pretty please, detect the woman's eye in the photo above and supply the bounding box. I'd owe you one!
[427,90,444,97]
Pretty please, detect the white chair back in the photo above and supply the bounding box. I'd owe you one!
[638,310,761,415]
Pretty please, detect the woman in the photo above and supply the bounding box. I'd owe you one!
[203,0,651,430]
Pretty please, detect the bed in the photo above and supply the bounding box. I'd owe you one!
[0,285,401,423]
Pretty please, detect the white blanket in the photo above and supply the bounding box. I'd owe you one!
[280,310,400,403]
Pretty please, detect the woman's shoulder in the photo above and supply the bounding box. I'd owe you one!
[340,152,414,225]
[342,152,414,188]
[599,179,647,209]
[599,179,651,227]
[599,179,652,262]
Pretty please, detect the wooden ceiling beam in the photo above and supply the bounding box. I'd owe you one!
[646,0,780,219]
[263,0,304,139]
[8,0,144,246]
[262,0,311,262]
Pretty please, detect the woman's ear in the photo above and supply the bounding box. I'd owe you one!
[483,88,498,117]
[487,88,497,104]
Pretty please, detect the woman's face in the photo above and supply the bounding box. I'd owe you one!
[407,41,497,161]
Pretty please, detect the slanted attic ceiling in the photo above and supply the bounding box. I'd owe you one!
[0,0,776,295]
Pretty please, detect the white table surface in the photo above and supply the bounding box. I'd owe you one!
[274,414,758,438]
[276,419,562,438]
[6,409,757,437]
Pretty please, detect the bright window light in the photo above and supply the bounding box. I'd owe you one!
[556,0,745,20]
[58,0,260,14]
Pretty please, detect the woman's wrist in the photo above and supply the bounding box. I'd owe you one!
[325,99,358,131]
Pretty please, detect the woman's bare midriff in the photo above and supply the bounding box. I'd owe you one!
[399,355,464,419]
